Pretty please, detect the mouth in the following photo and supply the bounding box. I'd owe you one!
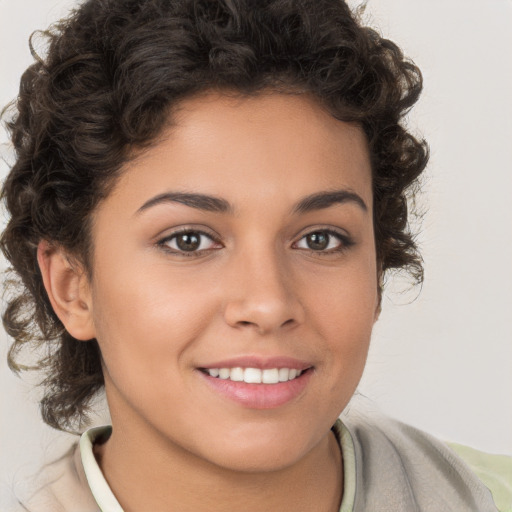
[199,367,307,384]
[197,362,313,409]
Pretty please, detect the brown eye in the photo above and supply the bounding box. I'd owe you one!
[176,232,201,251]
[305,232,329,250]
[294,229,351,253]
[160,230,219,254]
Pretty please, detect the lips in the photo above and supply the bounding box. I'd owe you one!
[197,356,313,409]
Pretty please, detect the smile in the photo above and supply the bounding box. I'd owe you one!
[198,365,312,409]
[202,367,304,384]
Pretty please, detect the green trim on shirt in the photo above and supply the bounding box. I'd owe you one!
[332,419,357,512]
[448,442,512,512]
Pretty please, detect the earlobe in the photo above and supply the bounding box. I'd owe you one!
[37,240,96,341]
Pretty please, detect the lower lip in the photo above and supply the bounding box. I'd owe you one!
[198,369,312,409]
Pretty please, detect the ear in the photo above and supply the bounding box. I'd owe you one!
[37,240,96,341]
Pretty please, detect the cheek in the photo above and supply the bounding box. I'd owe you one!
[89,255,219,377]
[301,256,378,363]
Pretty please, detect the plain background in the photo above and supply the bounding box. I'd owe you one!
[1,0,511,506]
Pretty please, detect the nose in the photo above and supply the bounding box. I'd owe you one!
[223,246,305,336]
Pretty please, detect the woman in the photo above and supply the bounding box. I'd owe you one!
[1,0,510,510]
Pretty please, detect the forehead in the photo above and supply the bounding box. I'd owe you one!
[105,91,372,215]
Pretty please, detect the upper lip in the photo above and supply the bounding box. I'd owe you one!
[198,355,313,371]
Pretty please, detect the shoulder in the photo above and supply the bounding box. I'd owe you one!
[19,442,100,512]
[340,403,509,512]
[448,442,512,512]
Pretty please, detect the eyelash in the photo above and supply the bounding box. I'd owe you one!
[157,227,354,258]
[157,228,221,257]
[292,228,354,256]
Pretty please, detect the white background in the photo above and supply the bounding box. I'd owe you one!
[1,0,511,506]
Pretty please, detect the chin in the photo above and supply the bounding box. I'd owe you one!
[196,427,320,474]
[206,446,305,474]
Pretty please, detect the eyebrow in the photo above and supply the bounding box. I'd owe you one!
[292,190,368,214]
[136,192,233,215]
[136,189,368,216]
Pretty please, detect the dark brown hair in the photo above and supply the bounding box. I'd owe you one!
[1,0,428,432]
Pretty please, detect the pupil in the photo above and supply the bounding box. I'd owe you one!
[307,232,328,250]
[177,232,200,251]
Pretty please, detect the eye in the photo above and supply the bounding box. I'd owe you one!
[294,229,352,253]
[158,229,221,255]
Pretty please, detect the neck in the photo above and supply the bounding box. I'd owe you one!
[94,416,343,512]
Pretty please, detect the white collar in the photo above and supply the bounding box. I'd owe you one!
[80,425,123,512]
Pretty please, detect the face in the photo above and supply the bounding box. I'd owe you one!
[86,92,378,472]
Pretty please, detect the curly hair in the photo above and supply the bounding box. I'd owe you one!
[1,0,428,432]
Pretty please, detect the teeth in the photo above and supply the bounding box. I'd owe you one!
[218,368,230,379]
[278,368,289,382]
[205,367,305,383]
[230,367,244,381]
[262,368,279,384]
[244,368,262,383]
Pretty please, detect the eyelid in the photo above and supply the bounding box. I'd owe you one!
[156,226,223,256]
[292,226,354,253]
[155,224,354,257]
[293,225,351,240]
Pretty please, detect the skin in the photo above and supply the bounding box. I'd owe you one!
[39,91,379,511]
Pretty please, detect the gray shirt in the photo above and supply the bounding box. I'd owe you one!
[13,405,506,511]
